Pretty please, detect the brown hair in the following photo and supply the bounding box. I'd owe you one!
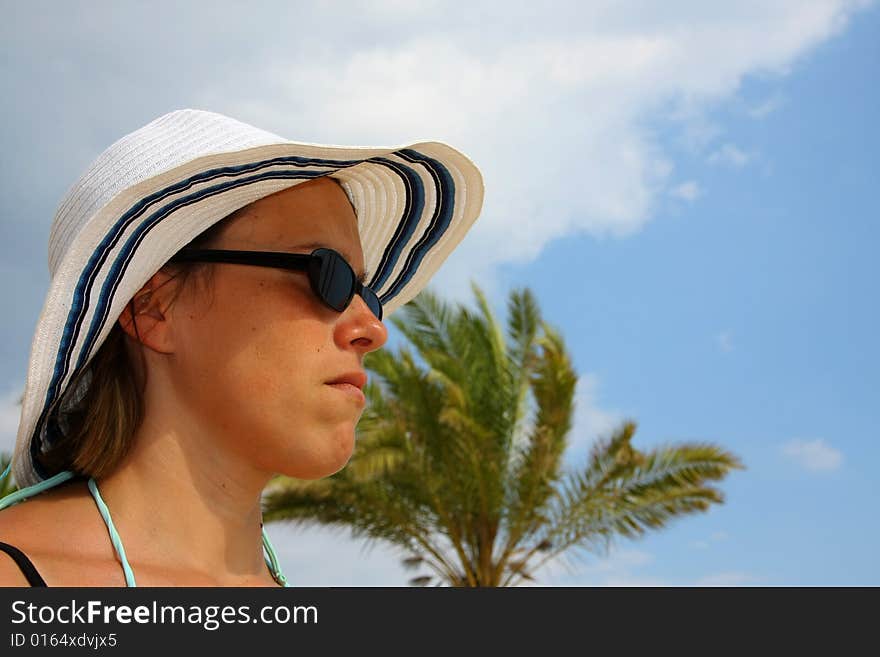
[35,216,234,479]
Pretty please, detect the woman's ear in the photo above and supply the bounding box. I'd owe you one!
[118,270,181,354]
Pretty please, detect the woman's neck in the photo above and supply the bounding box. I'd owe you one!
[96,406,276,585]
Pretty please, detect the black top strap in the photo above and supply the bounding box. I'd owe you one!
[0,541,47,587]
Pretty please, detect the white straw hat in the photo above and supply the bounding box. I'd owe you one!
[13,108,483,487]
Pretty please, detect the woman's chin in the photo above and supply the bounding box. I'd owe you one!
[274,429,356,480]
[278,458,352,480]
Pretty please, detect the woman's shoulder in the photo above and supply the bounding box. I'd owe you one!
[0,478,122,586]
[0,476,90,534]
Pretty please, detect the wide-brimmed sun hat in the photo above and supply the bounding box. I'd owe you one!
[13,108,483,487]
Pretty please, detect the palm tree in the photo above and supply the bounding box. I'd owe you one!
[263,284,744,586]
[1,453,17,498]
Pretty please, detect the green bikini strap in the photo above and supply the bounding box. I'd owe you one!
[0,470,138,587]
[86,478,289,587]
[0,466,289,587]
[0,469,75,510]
[87,477,138,587]
[262,526,288,586]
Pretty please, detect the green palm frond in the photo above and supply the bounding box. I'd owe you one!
[0,453,17,498]
[533,425,744,567]
[263,283,745,586]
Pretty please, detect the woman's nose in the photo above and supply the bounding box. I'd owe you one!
[336,293,388,352]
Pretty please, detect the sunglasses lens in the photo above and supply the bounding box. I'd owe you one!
[362,288,383,320]
[313,249,354,311]
[311,248,383,320]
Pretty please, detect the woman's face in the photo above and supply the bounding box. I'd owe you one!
[166,177,388,479]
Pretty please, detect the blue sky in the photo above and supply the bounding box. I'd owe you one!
[495,7,880,585]
[1,1,877,585]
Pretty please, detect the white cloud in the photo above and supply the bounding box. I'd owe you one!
[670,181,702,202]
[567,374,625,458]
[748,93,786,119]
[539,548,668,586]
[0,2,867,305]
[597,574,671,586]
[691,530,729,550]
[782,438,844,472]
[582,548,654,573]
[185,1,867,301]
[695,571,763,586]
[716,330,734,352]
[708,143,753,168]
[267,523,413,586]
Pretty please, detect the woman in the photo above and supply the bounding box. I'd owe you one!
[0,109,483,586]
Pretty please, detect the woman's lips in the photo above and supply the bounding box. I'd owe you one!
[325,382,366,405]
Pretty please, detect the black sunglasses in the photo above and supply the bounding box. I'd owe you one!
[169,247,383,320]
